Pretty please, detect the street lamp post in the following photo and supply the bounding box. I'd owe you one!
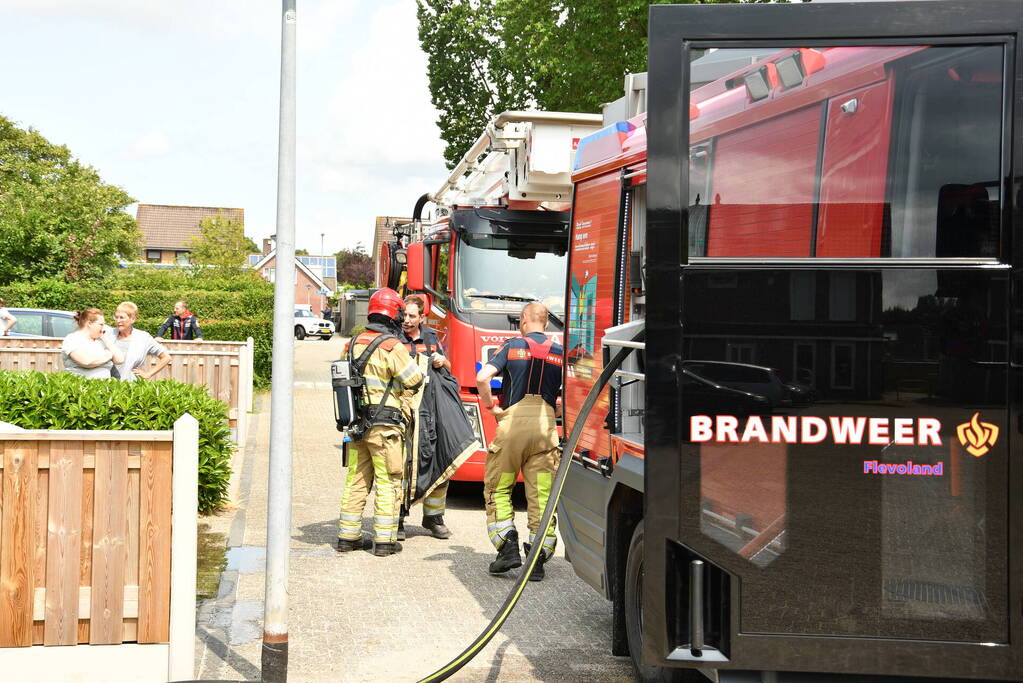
[263,1,296,681]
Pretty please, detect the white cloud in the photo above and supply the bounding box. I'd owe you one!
[327,2,445,166]
[126,132,170,159]
[3,0,277,38]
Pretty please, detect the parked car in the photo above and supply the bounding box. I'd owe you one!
[681,360,792,408]
[680,368,772,418]
[4,308,77,339]
[293,309,335,340]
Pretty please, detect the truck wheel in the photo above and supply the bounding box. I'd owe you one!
[294,326,306,340]
[625,524,702,683]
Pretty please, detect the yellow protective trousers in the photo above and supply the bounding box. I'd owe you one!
[423,480,448,518]
[483,395,560,559]
[338,425,405,544]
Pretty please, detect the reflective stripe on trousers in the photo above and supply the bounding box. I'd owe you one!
[423,480,448,517]
[338,425,405,543]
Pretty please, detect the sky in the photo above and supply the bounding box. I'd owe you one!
[1,0,448,256]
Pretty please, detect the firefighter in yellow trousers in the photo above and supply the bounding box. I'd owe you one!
[336,288,423,557]
[475,302,563,581]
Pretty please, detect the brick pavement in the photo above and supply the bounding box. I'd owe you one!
[194,337,635,682]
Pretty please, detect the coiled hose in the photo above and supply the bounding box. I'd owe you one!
[417,329,644,682]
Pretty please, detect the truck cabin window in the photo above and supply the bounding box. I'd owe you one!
[456,231,567,317]
[688,44,1004,259]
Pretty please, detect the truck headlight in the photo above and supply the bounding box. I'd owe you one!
[462,402,485,446]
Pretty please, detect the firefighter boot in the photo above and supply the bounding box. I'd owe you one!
[488,529,522,574]
[335,536,367,553]
[397,518,406,541]
[523,542,547,582]
[373,541,403,557]
[422,514,452,539]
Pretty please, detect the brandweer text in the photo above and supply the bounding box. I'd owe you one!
[690,415,943,446]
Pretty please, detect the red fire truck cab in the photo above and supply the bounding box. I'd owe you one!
[559,2,1023,681]
[395,112,601,480]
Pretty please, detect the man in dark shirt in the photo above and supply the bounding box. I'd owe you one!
[400,295,452,540]
[475,302,563,581]
[156,300,202,340]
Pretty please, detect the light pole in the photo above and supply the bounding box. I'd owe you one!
[306,284,312,307]
[320,232,325,258]
[264,1,296,681]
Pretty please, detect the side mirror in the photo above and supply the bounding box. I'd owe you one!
[407,242,427,291]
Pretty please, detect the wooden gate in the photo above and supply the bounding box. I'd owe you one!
[0,416,198,682]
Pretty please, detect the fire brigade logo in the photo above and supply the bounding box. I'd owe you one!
[956,413,998,457]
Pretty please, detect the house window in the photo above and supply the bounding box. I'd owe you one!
[146,249,161,263]
[264,267,275,283]
[175,251,190,265]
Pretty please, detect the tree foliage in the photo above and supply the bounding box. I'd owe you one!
[418,0,806,167]
[0,116,140,284]
[188,213,250,269]
[335,242,374,288]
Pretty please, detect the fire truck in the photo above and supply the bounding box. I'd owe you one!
[379,111,601,480]
[558,1,1023,681]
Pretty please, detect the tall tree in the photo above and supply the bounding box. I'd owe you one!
[0,116,140,284]
[188,213,250,269]
[418,0,807,167]
[335,242,374,288]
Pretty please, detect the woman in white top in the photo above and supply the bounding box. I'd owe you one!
[61,308,125,379]
[0,298,16,336]
[112,301,171,381]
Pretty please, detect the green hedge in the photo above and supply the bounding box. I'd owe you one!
[134,318,273,390]
[0,371,233,514]
[0,280,273,321]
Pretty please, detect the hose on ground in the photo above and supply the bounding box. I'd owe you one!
[417,328,645,682]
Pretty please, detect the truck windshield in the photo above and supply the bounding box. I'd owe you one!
[455,232,566,316]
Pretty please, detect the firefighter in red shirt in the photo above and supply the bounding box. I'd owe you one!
[475,302,563,581]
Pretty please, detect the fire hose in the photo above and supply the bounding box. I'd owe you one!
[417,329,644,682]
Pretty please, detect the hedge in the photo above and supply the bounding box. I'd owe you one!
[134,317,273,390]
[0,280,273,321]
[0,371,233,514]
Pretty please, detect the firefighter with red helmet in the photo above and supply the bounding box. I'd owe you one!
[475,302,563,581]
[336,287,424,557]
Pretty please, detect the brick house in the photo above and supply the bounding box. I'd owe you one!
[251,241,331,318]
[135,204,245,265]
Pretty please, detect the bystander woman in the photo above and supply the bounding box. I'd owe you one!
[112,302,172,381]
[61,308,124,379]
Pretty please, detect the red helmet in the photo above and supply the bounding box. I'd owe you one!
[368,287,405,322]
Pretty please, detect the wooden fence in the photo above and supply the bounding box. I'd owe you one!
[0,337,254,447]
[0,416,198,682]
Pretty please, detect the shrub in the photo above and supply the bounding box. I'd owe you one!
[0,268,274,321]
[0,371,233,514]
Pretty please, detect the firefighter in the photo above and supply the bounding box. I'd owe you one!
[336,288,424,557]
[475,302,563,581]
[398,294,453,540]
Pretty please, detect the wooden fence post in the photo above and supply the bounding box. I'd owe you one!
[167,414,198,682]
[246,336,255,411]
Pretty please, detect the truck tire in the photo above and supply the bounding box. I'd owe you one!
[625,524,703,683]
[294,325,306,340]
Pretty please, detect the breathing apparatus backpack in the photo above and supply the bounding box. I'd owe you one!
[331,333,399,442]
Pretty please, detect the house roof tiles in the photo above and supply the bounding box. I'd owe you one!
[136,204,244,250]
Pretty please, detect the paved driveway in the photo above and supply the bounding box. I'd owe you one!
[195,337,635,682]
